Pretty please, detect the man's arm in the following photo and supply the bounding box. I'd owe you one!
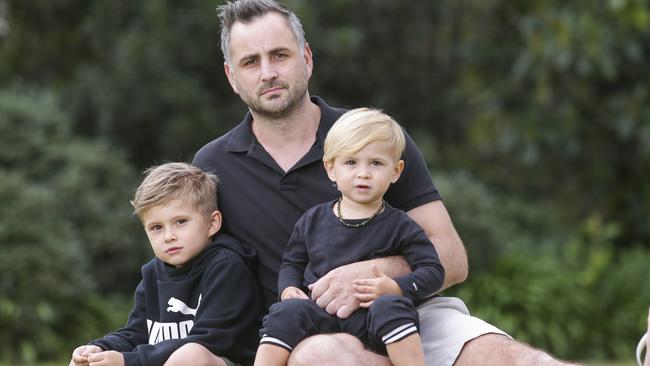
[309,200,467,318]
[407,200,468,289]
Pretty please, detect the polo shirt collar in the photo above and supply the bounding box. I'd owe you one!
[225,95,343,154]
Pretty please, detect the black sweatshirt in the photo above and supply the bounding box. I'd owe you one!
[278,201,445,302]
[90,234,262,366]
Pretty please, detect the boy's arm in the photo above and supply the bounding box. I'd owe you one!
[119,257,262,366]
[89,281,149,352]
[277,221,310,297]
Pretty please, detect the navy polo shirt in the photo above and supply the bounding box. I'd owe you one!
[192,96,441,308]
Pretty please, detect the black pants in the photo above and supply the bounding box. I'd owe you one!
[259,295,420,355]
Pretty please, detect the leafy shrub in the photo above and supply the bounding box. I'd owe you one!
[0,86,144,362]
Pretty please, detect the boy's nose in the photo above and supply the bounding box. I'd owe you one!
[164,229,176,242]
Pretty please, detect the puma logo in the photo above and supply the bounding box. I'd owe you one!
[166,294,202,316]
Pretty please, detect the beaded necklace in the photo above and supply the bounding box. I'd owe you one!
[335,197,385,228]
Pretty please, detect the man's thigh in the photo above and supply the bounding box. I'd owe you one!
[418,296,509,366]
[288,333,390,366]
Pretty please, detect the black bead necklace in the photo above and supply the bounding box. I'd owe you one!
[335,197,385,228]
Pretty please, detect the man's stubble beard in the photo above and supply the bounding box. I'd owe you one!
[241,68,310,120]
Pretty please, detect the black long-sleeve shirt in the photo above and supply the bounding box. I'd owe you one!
[278,201,445,302]
[90,234,262,366]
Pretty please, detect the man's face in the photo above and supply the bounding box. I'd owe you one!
[224,12,312,118]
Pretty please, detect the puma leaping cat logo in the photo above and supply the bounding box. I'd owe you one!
[166,294,202,316]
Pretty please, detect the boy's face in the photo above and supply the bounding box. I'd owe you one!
[324,140,404,207]
[141,199,221,268]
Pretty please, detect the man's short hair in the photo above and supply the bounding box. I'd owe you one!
[217,0,306,65]
[131,162,219,220]
[323,108,406,163]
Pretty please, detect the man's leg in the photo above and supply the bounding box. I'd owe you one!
[418,296,582,366]
[455,334,583,366]
[288,333,391,366]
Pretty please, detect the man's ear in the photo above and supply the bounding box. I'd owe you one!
[323,160,336,182]
[224,62,239,94]
[208,210,222,236]
[392,160,405,183]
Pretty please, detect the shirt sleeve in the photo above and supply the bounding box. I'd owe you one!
[393,218,445,300]
[89,281,149,352]
[277,219,310,297]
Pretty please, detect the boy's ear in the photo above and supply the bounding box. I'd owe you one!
[208,210,222,236]
[323,160,336,182]
[391,160,405,183]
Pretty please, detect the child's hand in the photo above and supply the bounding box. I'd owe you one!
[88,350,124,366]
[70,345,102,366]
[352,264,402,308]
[280,286,309,301]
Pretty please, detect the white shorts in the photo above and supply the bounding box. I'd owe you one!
[417,296,510,366]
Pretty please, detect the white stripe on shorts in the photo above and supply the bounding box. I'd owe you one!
[382,322,418,344]
[259,334,293,351]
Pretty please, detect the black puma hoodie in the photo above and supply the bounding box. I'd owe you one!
[90,234,262,366]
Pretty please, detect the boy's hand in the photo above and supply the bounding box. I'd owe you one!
[280,286,309,301]
[70,345,102,366]
[88,350,124,366]
[352,264,402,308]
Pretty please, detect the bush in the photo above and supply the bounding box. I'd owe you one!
[0,86,144,362]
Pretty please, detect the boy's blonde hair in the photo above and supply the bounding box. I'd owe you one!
[131,162,219,220]
[323,108,406,163]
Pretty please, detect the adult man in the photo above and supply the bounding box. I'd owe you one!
[193,1,580,365]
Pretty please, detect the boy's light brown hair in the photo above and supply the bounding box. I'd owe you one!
[131,162,219,220]
[323,107,406,163]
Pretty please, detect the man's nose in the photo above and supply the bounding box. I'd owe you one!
[260,59,278,81]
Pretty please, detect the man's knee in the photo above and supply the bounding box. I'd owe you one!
[165,343,224,366]
[288,334,389,366]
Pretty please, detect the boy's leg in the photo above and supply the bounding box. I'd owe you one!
[258,299,339,365]
[254,344,290,366]
[164,343,227,366]
[366,295,424,366]
[385,333,425,366]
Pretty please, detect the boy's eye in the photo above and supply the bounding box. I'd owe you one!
[150,225,162,232]
[176,219,187,225]
[344,160,356,165]
[371,160,383,166]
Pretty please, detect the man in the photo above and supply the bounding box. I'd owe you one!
[193,1,580,365]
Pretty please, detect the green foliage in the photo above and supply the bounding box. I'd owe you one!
[0,86,144,362]
[1,0,649,362]
[450,216,650,360]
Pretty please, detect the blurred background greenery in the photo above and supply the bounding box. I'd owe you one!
[1,0,649,364]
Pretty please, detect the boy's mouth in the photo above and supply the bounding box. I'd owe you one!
[166,246,182,254]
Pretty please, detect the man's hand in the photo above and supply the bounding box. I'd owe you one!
[281,286,309,301]
[352,265,402,308]
[88,350,124,366]
[70,345,102,366]
[308,263,365,319]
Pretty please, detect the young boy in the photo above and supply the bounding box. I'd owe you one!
[253,108,445,366]
[69,162,262,366]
